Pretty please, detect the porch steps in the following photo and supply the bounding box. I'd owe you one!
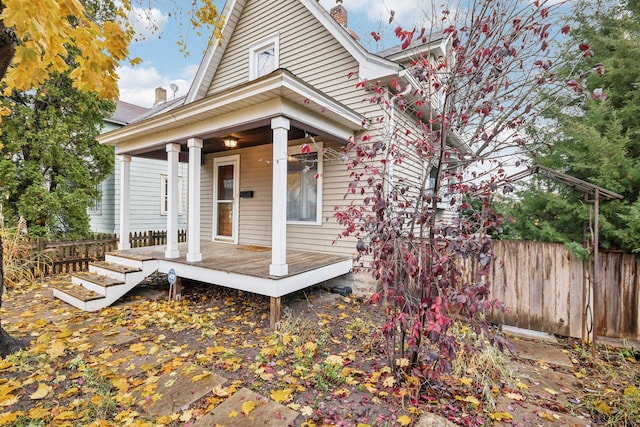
[52,253,160,312]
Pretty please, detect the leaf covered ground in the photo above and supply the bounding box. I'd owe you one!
[0,275,639,426]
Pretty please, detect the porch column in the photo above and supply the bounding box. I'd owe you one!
[270,116,290,276]
[118,154,131,250]
[165,143,181,259]
[186,138,203,262]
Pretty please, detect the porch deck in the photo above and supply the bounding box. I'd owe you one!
[108,242,353,326]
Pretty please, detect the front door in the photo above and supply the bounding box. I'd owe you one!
[213,155,239,243]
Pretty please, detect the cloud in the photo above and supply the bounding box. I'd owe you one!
[317,0,435,27]
[117,63,197,107]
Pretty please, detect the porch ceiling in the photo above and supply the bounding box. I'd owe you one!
[99,69,367,158]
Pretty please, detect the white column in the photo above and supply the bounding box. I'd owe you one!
[165,143,181,258]
[118,154,131,250]
[186,138,203,262]
[270,116,290,276]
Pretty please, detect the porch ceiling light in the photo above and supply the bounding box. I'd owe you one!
[223,136,238,148]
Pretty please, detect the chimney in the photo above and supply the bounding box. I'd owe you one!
[330,0,347,28]
[330,1,359,41]
[155,87,167,105]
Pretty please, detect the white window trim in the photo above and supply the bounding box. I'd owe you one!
[212,155,240,244]
[249,33,279,80]
[88,182,103,215]
[160,174,184,216]
[287,142,323,226]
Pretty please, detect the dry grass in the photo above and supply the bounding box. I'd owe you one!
[1,227,51,288]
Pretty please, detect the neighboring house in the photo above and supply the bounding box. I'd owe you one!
[95,0,464,298]
[90,94,189,235]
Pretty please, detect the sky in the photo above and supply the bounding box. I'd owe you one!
[117,0,427,107]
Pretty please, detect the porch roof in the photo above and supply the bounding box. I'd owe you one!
[98,69,367,156]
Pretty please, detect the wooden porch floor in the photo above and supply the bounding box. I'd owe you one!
[110,241,351,280]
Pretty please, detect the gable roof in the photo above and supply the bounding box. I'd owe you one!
[107,101,150,126]
[186,0,401,104]
[377,30,449,64]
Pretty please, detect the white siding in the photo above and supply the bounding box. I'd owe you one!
[114,157,188,234]
[89,174,116,234]
[200,142,357,256]
[207,0,380,119]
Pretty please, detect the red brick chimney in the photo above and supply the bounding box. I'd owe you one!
[330,0,359,41]
[330,0,347,27]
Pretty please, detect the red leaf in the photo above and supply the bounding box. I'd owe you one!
[370,32,381,42]
[300,143,311,154]
[579,43,590,51]
[561,25,570,34]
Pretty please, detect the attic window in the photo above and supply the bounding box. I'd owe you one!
[249,34,279,80]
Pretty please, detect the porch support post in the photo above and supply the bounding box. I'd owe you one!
[187,138,203,262]
[118,154,131,250]
[165,143,181,259]
[270,116,290,276]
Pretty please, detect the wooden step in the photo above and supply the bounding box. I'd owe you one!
[91,261,141,274]
[51,283,104,302]
[73,272,124,288]
[106,251,155,262]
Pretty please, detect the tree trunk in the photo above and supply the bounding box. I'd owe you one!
[0,235,25,358]
[0,4,25,358]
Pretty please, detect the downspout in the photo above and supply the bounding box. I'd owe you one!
[386,83,412,192]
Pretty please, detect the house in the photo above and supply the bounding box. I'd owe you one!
[55,0,462,326]
[89,93,189,235]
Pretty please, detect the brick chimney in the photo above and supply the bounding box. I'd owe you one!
[330,0,347,28]
[154,87,167,105]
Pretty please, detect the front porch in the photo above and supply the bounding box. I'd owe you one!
[108,241,353,327]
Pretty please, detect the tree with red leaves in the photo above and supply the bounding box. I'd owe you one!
[336,0,597,378]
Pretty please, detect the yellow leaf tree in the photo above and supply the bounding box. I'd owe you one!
[0,0,222,358]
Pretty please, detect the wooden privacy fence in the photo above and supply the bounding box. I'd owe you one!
[464,240,640,342]
[35,230,186,274]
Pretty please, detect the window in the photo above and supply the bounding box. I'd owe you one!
[287,144,323,224]
[428,166,438,191]
[160,175,184,215]
[249,34,279,80]
[88,183,102,215]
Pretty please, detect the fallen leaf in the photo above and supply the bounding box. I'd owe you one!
[505,392,524,401]
[395,358,410,368]
[47,340,66,358]
[0,395,18,406]
[544,387,558,395]
[301,405,313,416]
[129,343,146,354]
[324,355,343,366]
[228,410,238,418]
[179,409,194,422]
[537,411,560,421]
[212,385,229,397]
[458,376,473,386]
[490,411,514,421]
[383,376,396,388]
[58,329,73,338]
[29,383,52,400]
[271,388,293,403]
[192,372,212,382]
[397,415,412,426]
[241,400,256,415]
[594,400,612,416]
[464,395,480,406]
